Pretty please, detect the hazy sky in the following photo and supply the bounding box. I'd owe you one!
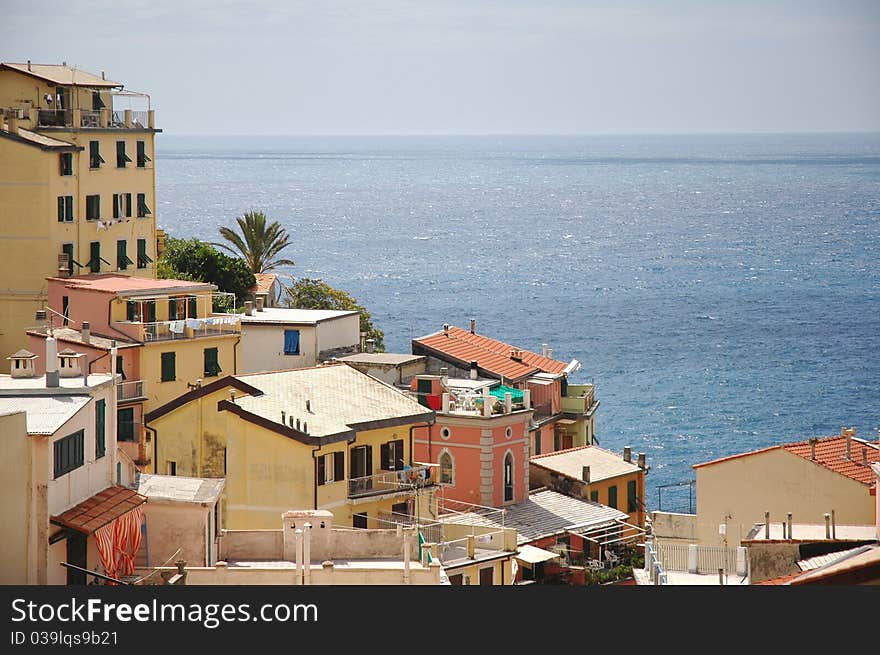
[2,0,878,134]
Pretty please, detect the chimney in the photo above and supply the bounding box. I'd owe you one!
[764,511,770,539]
[809,437,817,460]
[8,350,38,378]
[6,115,18,135]
[58,349,84,378]
[281,410,286,424]
[365,339,375,353]
[582,466,590,484]
[443,323,449,335]
[45,335,59,387]
[637,452,646,469]
[862,448,868,466]
[469,318,475,334]
[303,421,307,434]
[57,253,70,278]
[786,512,793,540]
[27,60,32,71]
[81,321,91,345]
[623,446,632,463]
[824,513,831,539]
[542,344,548,357]
[548,347,553,359]
[295,418,300,431]
[504,392,512,414]
[439,366,448,387]
[229,389,236,403]
[101,70,105,80]
[844,427,852,460]
[469,360,478,380]
[255,296,265,312]
[441,393,450,413]
[244,301,253,316]
[523,389,530,409]
[831,509,836,539]
[306,399,311,413]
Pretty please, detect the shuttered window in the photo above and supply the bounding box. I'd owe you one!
[95,399,106,459]
[590,490,599,503]
[54,430,84,478]
[136,140,150,167]
[117,240,133,270]
[61,243,75,276]
[381,439,405,470]
[88,241,101,273]
[57,196,73,222]
[160,352,176,382]
[116,355,126,381]
[333,451,345,482]
[608,485,618,509]
[137,238,152,269]
[89,140,104,168]
[59,152,73,176]
[86,195,100,220]
[118,407,136,442]
[533,429,541,455]
[116,141,131,168]
[204,347,221,377]
[627,480,638,512]
[137,193,151,217]
[187,296,197,318]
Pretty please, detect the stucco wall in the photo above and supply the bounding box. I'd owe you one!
[695,448,876,547]
[143,501,210,567]
[145,563,441,585]
[651,511,698,542]
[237,323,318,372]
[0,411,32,584]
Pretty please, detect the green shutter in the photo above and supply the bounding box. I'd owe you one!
[161,352,176,382]
[89,242,100,272]
[65,196,73,222]
[168,297,177,319]
[57,196,65,222]
[627,480,638,512]
[534,429,541,455]
[188,296,197,317]
[62,244,74,275]
[204,347,220,377]
[116,141,131,167]
[118,408,135,442]
[590,490,599,502]
[125,193,132,217]
[137,193,151,217]
[126,301,138,322]
[608,485,617,509]
[95,399,106,458]
[113,194,119,218]
[116,355,126,380]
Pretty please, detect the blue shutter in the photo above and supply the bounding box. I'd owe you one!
[284,330,300,355]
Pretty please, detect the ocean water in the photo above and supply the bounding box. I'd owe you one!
[155,134,880,511]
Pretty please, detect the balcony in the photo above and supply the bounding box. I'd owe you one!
[113,314,241,343]
[117,379,147,403]
[348,465,435,501]
[561,384,598,416]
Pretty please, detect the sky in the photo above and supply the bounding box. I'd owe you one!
[2,0,879,135]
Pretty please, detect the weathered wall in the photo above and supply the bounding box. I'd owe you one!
[143,562,441,585]
[0,411,32,584]
[651,511,698,543]
[745,541,802,584]
[143,501,209,567]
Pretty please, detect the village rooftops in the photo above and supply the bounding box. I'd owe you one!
[0,372,113,395]
[530,445,644,483]
[239,307,359,325]
[694,431,880,487]
[47,274,216,298]
[1,62,122,88]
[27,327,139,350]
[134,473,225,505]
[0,396,91,435]
[412,325,578,382]
[225,363,434,441]
[336,353,426,366]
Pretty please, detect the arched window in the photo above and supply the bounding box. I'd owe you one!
[439,450,454,485]
[503,452,514,502]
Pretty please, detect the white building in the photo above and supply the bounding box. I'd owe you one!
[237,305,361,373]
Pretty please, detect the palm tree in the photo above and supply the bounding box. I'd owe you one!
[214,210,296,274]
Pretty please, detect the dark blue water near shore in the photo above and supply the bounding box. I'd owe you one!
[155,133,880,511]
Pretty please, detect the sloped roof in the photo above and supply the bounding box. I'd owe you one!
[0,396,90,434]
[27,327,139,351]
[1,123,80,150]
[694,434,880,487]
[48,273,215,296]
[52,486,147,534]
[531,445,643,483]
[8,349,37,359]
[1,62,121,87]
[414,326,570,380]
[135,473,224,504]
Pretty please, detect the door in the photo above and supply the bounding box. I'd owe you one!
[66,532,87,585]
[479,567,494,585]
[349,445,372,495]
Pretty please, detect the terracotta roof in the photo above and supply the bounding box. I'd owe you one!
[52,486,147,534]
[694,434,880,486]
[754,572,804,586]
[251,273,277,295]
[530,444,643,483]
[1,62,121,87]
[413,326,568,381]
[8,349,37,359]
[48,273,215,296]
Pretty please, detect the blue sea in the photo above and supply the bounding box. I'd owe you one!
[155,134,880,511]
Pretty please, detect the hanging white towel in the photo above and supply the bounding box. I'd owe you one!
[186,318,202,329]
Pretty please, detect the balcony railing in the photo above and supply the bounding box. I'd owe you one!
[114,314,241,342]
[117,379,147,402]
[348,465,434,499]
[37,109,71,127]
[561,384,597,414]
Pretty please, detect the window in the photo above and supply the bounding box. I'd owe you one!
[439,426,451,440]
[380,438,405,471]
[59,152,73,176]
[62,296,69,326]
[167,461,177,476]
[57,195,73,222]
[136,193,151,217]
[117,407,136,442]
[283,329,300,355]
[479,567,494,585]
[61,243,76,276]
[117,240,133,270]
[126,300,139,322]
[187,296,197,318]
[353,513,368,529]
[113,193,132,218]
[439,451,454,485]
[137,238,152,269]
[350,444,372,479]
[89,140,104,168]
[116,355,126,380]
[590,490,599,503]
[88,241,101,273]
[54,430,84,478]
[448,574,464,585]
[95,399,106,459]
[553,431,560,451]
[503,452,514,502]
[85,195,100,220]
[161,352,176,382]
[533,429,541,455]
[608,485,618,510]
[204,347,221,377]
[136,140,150,168]
[143,299,156,323]
[116,141,131,168]
[92,91,105,110]
[627,480,638,512]
[316,452,344,485]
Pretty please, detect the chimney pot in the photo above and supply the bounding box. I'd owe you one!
[443,323,449,335]
[255,296,265,312]
[229,390,236,402]
[582,466,590,484]
[623,446,632,463]
[81,321,91,345]
[295,418,300,430]
[306,399,311,412]
[244,301,253,316]
[469,360,478,380]
[303,421,307,434]
[542,343,548,357]
[845,428,852,460]
[365,338,375,353]
[27,60,32,71]
[469,318,475,334]
[637,452,646,469]
[862,448,868,466]
[809,437,817,460]
[281,410,286,423]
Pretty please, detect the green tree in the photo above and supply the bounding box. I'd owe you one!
[157,236,256,305]
[287,278,384,352]
[214,210,296,274]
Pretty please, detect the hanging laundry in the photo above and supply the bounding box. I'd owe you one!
[186,318,203,329]
[169,320,185,334]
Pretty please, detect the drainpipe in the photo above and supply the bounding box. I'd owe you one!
[410,418,435,467]
[311,444,322,510]
[145,422,158,475]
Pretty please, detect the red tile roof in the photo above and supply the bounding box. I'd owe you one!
[413,326,568,381]
[754,572,804,586]
[694,434,880,486]
[48,274,214,294]
[52,486,147,534]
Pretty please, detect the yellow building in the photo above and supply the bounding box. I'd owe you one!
[146,363,438,530]
[0,61,159,358]
[28,273,240,472]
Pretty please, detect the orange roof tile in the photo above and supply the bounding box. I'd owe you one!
[52,486,147,534]
[754,572,804,585]
[694,435,880,486]
[413,326,568,381]
[48,274,214,295]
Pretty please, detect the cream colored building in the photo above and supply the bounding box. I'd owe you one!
[694,428,879,547]
[0,62,160,359]
[0,342,144,585]
[237,306,361,373]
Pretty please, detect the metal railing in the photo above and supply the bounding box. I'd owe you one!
[117,379,147,402]
[80,110,102,128]
[348,465,434,499]
[644,539,668,585]
[654,542,739,574]
[37,109,70,127]
[140,316,241,342]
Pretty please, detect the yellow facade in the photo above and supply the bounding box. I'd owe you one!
[0,64,159,358]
